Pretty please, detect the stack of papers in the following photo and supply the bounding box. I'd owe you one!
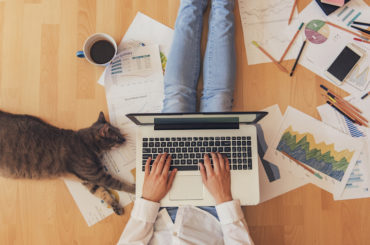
[65,12,174,226]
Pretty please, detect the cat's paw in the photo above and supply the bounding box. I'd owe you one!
[126,184,136,193]
[112,203,124,215]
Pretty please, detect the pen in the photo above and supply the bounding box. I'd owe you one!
[361,91,370,99]
[290,40,307,77]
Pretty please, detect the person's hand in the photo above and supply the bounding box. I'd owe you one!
[199,152,233,205]
[142,153,178,203]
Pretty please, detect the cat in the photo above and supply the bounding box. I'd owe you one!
[0,110,135,215]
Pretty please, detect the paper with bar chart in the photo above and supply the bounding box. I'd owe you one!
[317,95,370,200]
[258,105,308,203]
[264,106,364,197]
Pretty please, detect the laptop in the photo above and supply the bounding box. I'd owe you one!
[127,112,268,206]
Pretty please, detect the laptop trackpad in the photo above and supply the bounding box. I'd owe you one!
[169,175,203,200]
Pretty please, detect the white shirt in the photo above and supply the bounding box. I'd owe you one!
[117,198,254,245]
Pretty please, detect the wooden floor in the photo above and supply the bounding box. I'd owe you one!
[0,0,369,244]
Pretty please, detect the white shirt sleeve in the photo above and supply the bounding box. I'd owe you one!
[117,198,161,245]
[216,200,254,245]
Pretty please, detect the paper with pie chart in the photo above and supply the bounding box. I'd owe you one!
[305,20,330,44]
[298,1,369,94]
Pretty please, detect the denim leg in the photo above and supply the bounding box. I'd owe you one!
[162,0,208,113]
[200,0,236,112]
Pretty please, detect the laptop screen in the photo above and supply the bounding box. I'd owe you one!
[126,112,267,126]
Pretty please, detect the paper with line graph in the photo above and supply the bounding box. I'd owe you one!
[317,94,370,200]
[264,106,364,197]
[238,0,302,65]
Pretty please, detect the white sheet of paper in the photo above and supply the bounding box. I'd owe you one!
[298,1,370,93]
[238,0,302,65]
[64,44,163,227]
[98,12,174,86]
[317,99,370,200]
[264,106,364,197]
[258,105,308,203]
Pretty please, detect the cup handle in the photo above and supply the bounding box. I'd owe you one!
[76,51,85,58]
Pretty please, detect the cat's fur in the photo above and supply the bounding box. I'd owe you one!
[0,110,135,215]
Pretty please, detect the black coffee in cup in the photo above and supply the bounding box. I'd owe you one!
[90,40,116,64]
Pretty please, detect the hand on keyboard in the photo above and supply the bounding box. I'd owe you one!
[199,152,233,205]
[142,153,178,203]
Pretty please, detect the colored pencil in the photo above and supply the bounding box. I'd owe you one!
[326,101,357,124]
[326,92,368,123]
[324,94,368,127]
[288,0,298,25]
[361,91,370,99]
[252,41,289,74]
[290,40,307,76]
[279,22,304,63]
[323,95,362,125]
[281,151,323,179]
[354,37,370,44]
[319,84,362,113]
[326,21,369,39]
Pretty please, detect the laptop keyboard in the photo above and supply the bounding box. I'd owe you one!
[142,136,252,171]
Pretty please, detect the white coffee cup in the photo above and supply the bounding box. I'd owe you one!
[76,33,117,66]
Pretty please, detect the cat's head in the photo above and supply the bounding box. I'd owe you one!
[91,112,126,149]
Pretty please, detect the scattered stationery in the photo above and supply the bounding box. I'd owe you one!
[97,12,174,86]
[238,0,301,65]
[289,39,307,76]
[67,13,174,226]
[257,105,308,203]
[264,106,364,197]
[298,0,370,93]
[252,41,289,73]
[317,94,370,200]
[327,21,366,38]
[279,22,305,63]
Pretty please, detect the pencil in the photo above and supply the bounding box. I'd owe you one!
[252,41,289,74]
[281,151,323,179]
[361,92,370,99]
[354,38,370,44]
[279,22,304,63]
[326,21,369,39]
[326,101,357,124]
[290,40,307,77]
[327,92,368,123]
[288,0,298,25]
[319,84,362,114]
[325,95,368,127]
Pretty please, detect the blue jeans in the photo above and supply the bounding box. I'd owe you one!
[162,0,236,113]
[161,0,235,223]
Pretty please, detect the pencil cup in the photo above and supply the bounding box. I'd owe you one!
[76,33,117,66]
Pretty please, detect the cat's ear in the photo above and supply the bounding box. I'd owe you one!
[99,123,110,137]
[98,111,106,123]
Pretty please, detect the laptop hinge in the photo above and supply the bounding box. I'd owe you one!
[154,122,239,130]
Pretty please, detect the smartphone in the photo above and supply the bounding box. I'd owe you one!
[324,43,365,85]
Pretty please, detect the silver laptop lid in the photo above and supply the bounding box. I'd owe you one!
[126,112,268,130]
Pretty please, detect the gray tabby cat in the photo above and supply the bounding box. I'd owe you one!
[0,110,135,215]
